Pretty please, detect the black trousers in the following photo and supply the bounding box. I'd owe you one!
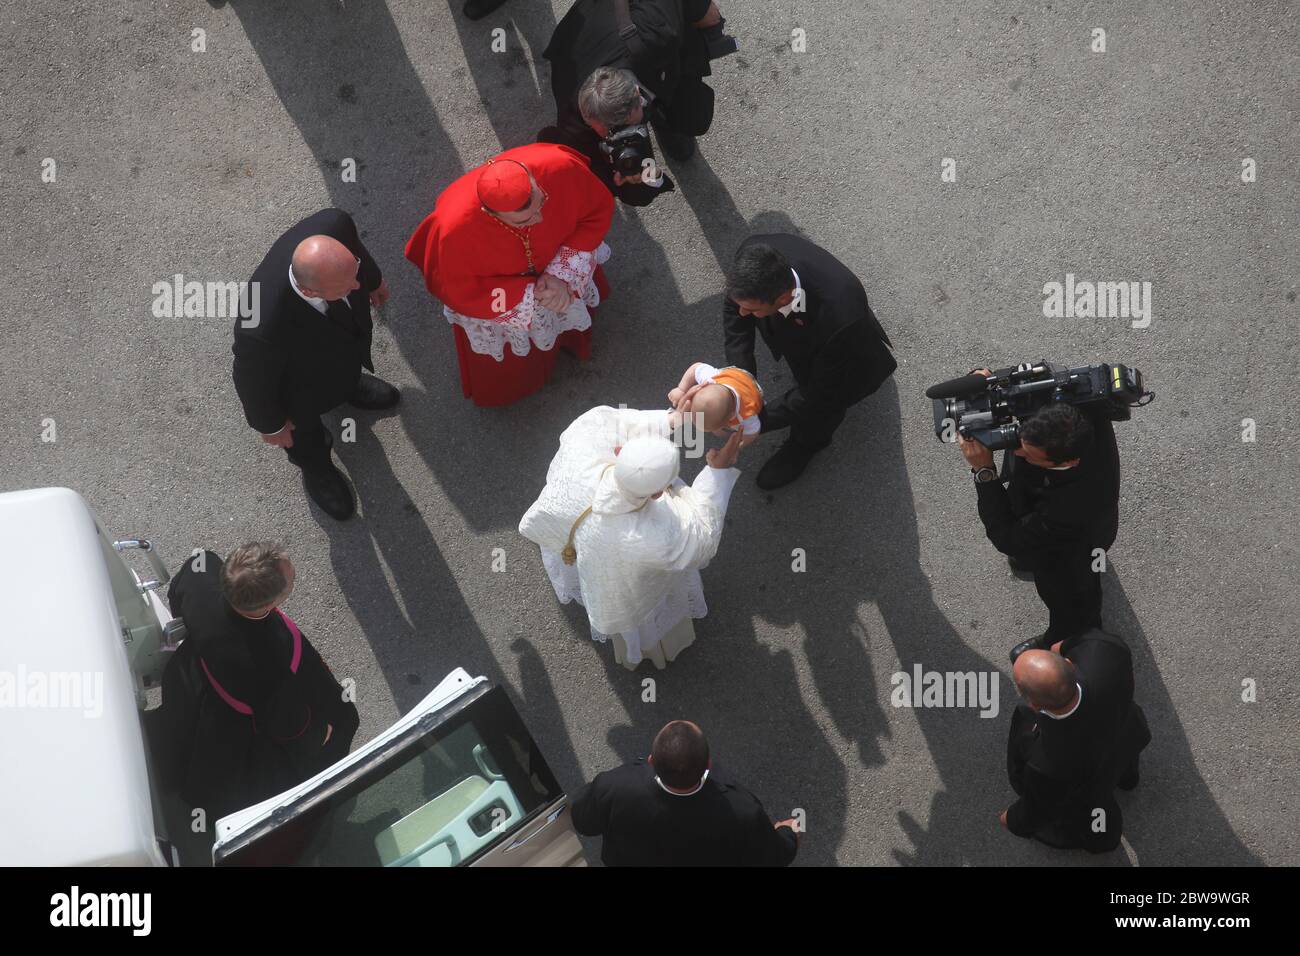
[285,415,334,471]
[1031,551,1104,641]
[759,385,849,451]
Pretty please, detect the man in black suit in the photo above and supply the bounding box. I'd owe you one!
[959,401,1120,661]
[723,233,897,489]
[570,720,799,866]
[540,0,728,205]
[1002,632,1150,853]
[233,208,399,520]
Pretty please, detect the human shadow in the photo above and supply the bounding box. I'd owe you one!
[315,412,492,719]
[1097,565,1258,865]
[444,0,558,151]
[225,0,462,401]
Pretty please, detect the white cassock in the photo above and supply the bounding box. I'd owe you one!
[518,405,740,668]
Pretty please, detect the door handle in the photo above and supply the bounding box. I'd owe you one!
[504,804,564,852]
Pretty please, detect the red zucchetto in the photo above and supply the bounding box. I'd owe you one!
[476,160,532,212]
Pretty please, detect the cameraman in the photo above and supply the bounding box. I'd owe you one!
[958,382,1120,663]
[540,0,729,207]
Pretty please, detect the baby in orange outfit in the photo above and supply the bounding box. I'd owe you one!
[668,362,764,446]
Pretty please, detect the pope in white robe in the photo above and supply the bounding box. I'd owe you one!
[519,405,742,669]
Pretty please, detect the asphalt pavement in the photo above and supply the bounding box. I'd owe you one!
[1,0,1296,865]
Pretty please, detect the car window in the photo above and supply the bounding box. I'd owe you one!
[215,686,561,866]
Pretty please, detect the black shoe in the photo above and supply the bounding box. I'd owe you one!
[654,126,696,162]
[348,374,400,411]
[756,441,819,490]
[1009,632,1053,665]
[303,464,355,520]
[462,0,508,20]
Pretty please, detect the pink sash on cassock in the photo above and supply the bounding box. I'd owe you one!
[200,610,305,729]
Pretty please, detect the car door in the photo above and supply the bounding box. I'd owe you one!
[211,670,584,867]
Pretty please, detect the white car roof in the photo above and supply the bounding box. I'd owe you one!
[0,488,163,865]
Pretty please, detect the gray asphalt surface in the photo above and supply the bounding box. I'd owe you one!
[2,0,1296,866]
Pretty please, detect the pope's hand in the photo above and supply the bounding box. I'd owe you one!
[261,420,295,448]
[676,382,705,411]
[706,430,742,469]
[739,431,760,448]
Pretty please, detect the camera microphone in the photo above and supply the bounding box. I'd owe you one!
[924,374,989,401]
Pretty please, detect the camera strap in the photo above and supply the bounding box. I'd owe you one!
[613,0,650,63]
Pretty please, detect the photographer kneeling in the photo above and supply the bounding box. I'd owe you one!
[958,379,1120,663]
[540,0,733,207]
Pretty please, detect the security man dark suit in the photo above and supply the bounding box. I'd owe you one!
[540,0,719,205]
[570,759,798,866]
[1005,629,1150,853]
[723,232,896,488]
[232,208,397,519]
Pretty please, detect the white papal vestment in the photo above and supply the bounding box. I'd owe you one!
[518,406,740,666]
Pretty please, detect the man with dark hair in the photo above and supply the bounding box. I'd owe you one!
[234,208,399,521]
[959,396,1121,662]
[155,544,360,821]
[540,0,730,206]
[569,720,799,866]
[723,233,896,489]
[1001,632,1150,853]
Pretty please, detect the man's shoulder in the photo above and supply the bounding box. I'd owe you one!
[234,280,302,345]
[707,772,770,818]
[1063,629,1133,672]
[591,760,653,794]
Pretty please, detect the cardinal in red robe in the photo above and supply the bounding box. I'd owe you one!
[405,143,616,406]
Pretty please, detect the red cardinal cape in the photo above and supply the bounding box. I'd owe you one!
[405,143,615,320]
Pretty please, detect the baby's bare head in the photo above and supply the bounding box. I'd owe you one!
[691,383,735,432]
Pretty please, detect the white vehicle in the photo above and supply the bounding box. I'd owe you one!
[0,488,584,867]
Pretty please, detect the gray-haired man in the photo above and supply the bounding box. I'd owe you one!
[541,0,730,207]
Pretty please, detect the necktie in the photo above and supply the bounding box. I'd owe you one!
[325,297,359,335]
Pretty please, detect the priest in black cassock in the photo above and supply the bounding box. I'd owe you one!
[1002,630,1151,853]
[155,543,359,822]
[570,721,799,866]
[540,0,727,206]
[723,233,897,489]
[233,208,399,521]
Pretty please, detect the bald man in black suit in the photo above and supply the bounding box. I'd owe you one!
[1002,629,1151,853]
[233,208,399,520]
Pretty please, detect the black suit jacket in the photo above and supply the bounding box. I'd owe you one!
[570,760,798,866]
[1006,629,1150,851]
[541,0,712,206]
[975,408,1121,564]
[232,208,382,433]
[723,233,896,430]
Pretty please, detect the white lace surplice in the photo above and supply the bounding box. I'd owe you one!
[518,406,741,664]
[446,242,611,361]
